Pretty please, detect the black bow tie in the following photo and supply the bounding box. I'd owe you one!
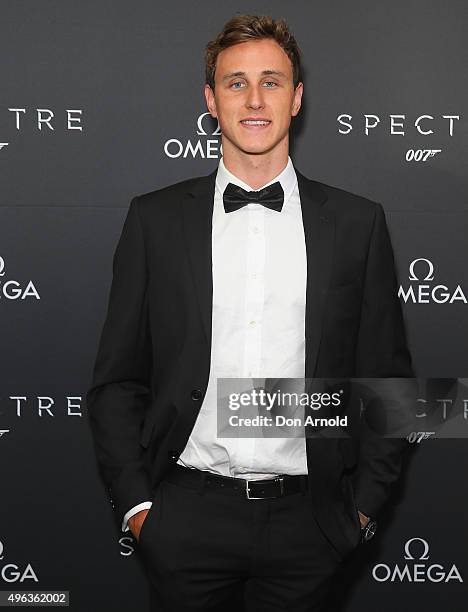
[223,181,284,213]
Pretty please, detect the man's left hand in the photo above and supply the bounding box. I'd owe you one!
[358,510,370,528]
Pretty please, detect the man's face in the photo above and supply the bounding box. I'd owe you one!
[205,38,303,156]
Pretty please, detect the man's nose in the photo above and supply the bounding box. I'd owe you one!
[245,85,265,109]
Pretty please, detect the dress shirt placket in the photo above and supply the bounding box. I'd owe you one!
[238,204,266,471]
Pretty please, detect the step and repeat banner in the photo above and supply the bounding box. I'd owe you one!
[1,1,467,611]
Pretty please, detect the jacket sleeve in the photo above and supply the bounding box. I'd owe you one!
[353,202,415,518]
[86,196,153,528]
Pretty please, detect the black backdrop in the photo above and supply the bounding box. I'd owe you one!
[1,1,467,610]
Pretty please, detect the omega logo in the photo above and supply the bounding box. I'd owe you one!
[372,537,463,583]
[398,258,466,304]
[0,539,39,583]
[404,537,430,560]
[196,112,221,136]
[0,256,40,300]
[164,111,222,159]
[408,258,434,282]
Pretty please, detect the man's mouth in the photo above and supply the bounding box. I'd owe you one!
[240,119,272,130]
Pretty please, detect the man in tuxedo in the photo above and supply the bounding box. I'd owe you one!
[86,14,413,612]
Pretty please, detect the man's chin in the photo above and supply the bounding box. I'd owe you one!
[231,139,279,156]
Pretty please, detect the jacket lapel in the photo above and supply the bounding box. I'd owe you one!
[295,168,335,377]
[180,168,217,348]
[180,165,335,377]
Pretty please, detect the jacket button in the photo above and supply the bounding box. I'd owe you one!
[167,449,178,461]
[191,389,203,400]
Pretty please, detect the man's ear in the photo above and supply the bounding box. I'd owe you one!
[204,84,218,118]
[291,82,303,117]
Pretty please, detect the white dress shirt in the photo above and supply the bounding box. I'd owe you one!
[122,155,308,532]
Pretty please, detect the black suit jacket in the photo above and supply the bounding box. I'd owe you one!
[86,166,414,558]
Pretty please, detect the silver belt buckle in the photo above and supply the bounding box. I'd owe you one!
[245,476,285,499]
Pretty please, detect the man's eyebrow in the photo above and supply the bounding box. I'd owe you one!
[221,70,288,82]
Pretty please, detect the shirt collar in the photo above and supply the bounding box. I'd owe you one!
[215,155,297,209]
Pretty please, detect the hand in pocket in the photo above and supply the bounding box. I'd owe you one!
[129,509,151,542]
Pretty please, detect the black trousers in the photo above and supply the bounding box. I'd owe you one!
[137,469,345,612]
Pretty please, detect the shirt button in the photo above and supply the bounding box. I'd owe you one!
[249,320,257,327]
[252,226,260,234]
[191,389,203,400]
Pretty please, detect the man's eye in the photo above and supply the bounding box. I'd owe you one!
[229,81,277,89]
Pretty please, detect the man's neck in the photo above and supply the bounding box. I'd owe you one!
[221,142,290,190]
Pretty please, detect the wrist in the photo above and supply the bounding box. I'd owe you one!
[357,512,378,543]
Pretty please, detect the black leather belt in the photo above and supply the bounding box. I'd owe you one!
[164,463,309,499]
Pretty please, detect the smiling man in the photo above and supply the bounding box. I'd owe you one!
[206,36,302,182]
[87,14,413,612]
